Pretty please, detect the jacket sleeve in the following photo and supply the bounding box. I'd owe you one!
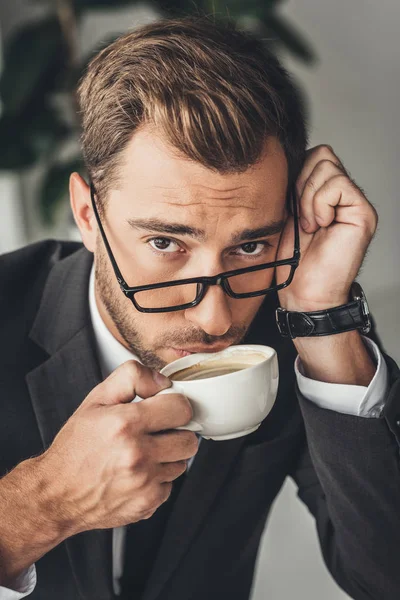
[289,349,400,600]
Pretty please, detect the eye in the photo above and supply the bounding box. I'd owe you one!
[148,237,181,253]
[235,242,270,256]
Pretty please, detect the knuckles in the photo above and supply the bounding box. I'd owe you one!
[109,409,138,439]
[126,403,142,427]
[331,172,350,186]
[313,144,335,158]
[110,404,143,438]
[110,412,130,437]
[118,437,149,472]
[136,484,172,519]
[156,392,194,425]
[181,431,199,455]
[135,495,157,518]
[172,430,199,458]
[316,158,341,171]
[360,210,379,238]
[305,176,318,192]
[179,396,194,424]
[121,359,144,380]
[119,360,156,389]
[371,205,379,231]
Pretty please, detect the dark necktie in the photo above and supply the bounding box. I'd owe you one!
[118,473,186,600]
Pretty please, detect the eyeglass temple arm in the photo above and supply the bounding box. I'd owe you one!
[89,182,129,288]
[290,184,301,259]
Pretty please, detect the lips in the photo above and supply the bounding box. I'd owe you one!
[172,345,232,354]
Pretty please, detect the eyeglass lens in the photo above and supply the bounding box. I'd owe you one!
[133,265,277,309]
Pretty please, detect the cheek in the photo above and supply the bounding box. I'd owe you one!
[229,295,266,323]
[132,311,178,338]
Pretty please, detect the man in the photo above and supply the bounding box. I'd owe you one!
[0,16,399,600]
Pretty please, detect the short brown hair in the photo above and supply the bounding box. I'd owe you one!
[77,16,308,205]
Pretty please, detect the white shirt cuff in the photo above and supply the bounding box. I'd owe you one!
[0,565,36,599]
[295,337,389,418]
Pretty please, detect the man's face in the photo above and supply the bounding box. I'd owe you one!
[94,128,288,370]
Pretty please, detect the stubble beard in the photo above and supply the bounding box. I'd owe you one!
[94,238,168,370]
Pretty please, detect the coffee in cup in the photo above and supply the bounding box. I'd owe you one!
[170,350,268,381]
[159,345,279,441]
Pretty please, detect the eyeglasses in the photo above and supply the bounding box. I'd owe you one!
[90,183,300,313]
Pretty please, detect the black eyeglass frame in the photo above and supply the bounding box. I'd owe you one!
[90,182,301,313]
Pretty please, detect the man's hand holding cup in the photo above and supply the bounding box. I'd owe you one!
[35,360,198,536]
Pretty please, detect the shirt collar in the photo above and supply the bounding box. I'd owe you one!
[89,265,140,377]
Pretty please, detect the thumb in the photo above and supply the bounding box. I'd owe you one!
[85,360,171,407]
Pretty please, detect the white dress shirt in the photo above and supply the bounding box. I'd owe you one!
[1,267,389,598]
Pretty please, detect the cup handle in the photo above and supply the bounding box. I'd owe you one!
[158,386,203,433]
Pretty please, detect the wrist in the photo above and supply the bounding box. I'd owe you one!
[278,294,349,313]
[294,330,376,386]
[32,452,81,539]
[0,456,74,585]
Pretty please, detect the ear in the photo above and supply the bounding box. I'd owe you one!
[69,173,96,252]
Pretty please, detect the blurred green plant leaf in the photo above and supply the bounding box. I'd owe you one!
[0,17,67,115]
[219,0,275,15]
[259,11,316,64]
[153,1,316,63]
[0,103,71,170]
[72,0,140,8]
[0,114,37,169]
[25,103,71,159]
[154,0,282,18]
[63,33,123,92]
[39,157,84,224]
[152,0,204,15]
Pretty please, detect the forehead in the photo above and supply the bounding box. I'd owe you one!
[110,129,288,222]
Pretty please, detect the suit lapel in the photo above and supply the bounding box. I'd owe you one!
[26,248,115,600]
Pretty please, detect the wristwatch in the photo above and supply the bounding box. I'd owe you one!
[275,282,371,339]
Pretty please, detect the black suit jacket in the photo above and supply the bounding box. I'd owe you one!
[1,240,400,600]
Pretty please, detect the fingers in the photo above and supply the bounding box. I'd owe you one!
[296,145,375,235]
[297,145,345,198]
[150,429,199,463]
[317,179,378,237]
[138,392,194,433]
[85,360,172,407]
[297,159,343,232]
[158,460,188,483]
[296,145,345,233]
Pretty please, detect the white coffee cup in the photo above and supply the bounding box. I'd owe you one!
[159,344,279,441]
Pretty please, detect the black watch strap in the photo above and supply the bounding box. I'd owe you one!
[275,283,371,339]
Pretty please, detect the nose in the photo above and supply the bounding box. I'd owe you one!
[184,282,233,336]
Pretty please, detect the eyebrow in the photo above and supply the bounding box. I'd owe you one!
[127,218,206,240]
[126,218,285,244]
[230,221,285,244]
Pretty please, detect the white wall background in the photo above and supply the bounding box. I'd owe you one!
[1,2,399,599]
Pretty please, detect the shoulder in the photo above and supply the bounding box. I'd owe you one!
[0,239,82,278]
[0,239,83,314]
